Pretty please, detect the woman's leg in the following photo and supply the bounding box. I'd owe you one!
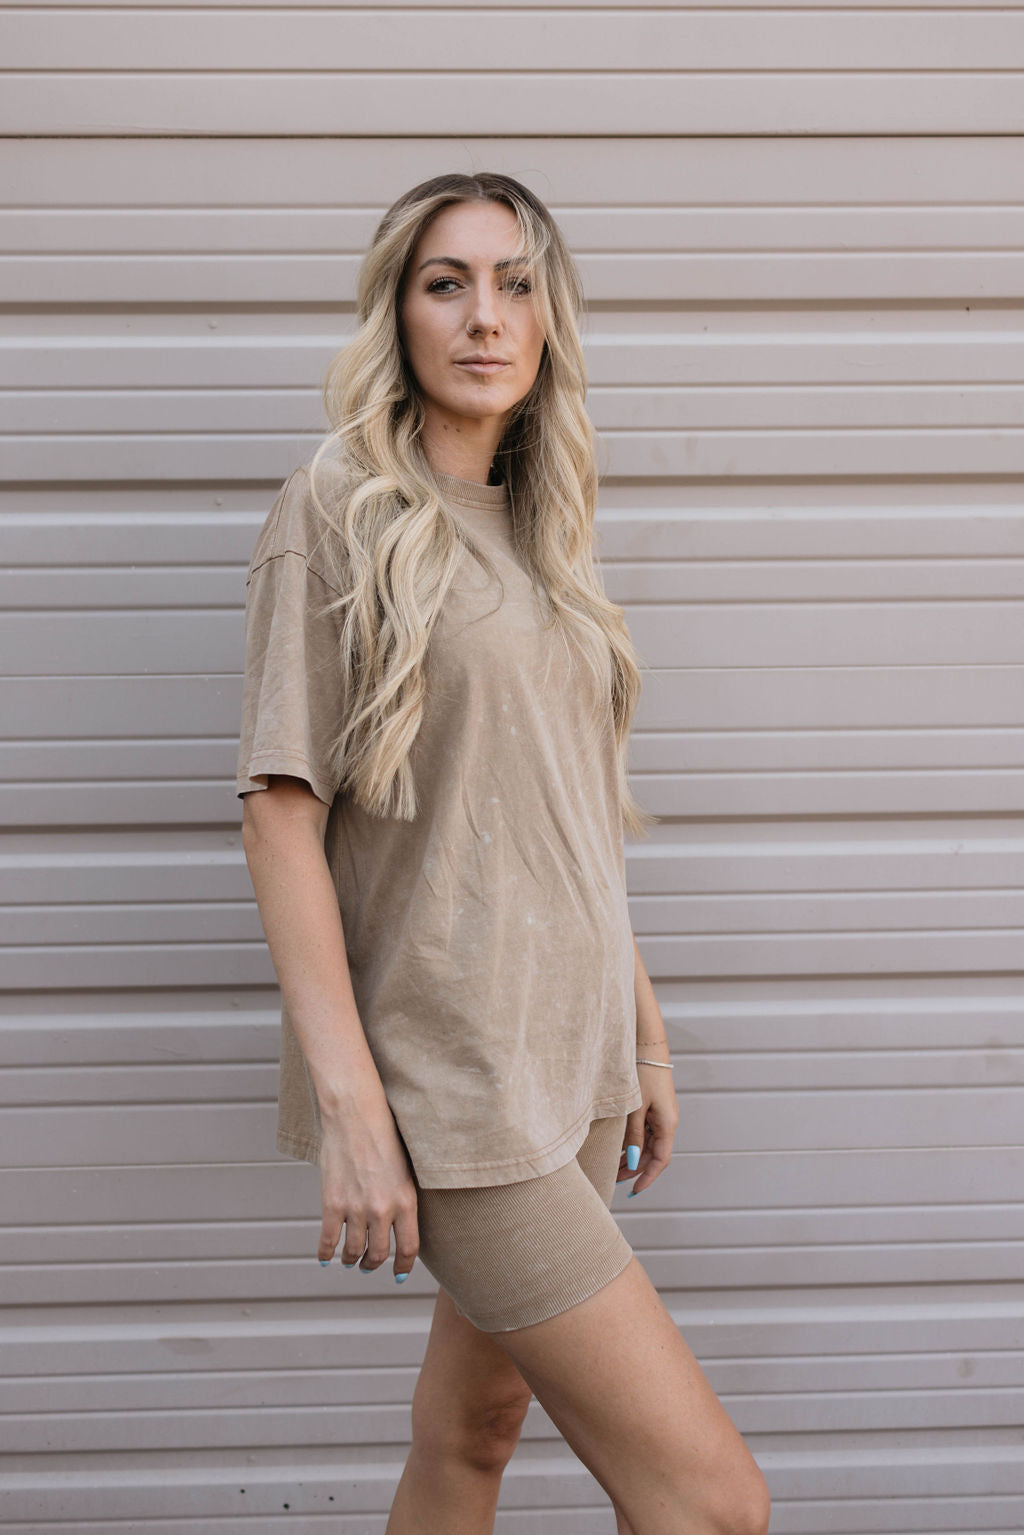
[386,1285,533,1535]
[392,1119,765,1533]
[491,1255,771,1535]
[386,1284,639,1535]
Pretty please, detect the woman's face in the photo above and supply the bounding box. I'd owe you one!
[399,199,547,439]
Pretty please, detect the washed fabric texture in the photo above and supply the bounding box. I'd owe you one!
[413,1113,634,1332]
[236,461,643,1188]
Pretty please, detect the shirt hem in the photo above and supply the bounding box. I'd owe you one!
[276,1128,324,1168]
[276,1083,644,1188]
[414,1085,646,1188]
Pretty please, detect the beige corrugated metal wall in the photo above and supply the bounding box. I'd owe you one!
[3,4,1024,1530]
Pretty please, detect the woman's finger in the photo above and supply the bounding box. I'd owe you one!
[317,1204,344,1264]
[359,1204,396,1271]
[340,1217,369,1268]
[630,1124,674,1195]
[392,1196,420,1284]
[618,1105,648,1181]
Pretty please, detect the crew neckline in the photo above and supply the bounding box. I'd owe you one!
[434,469,510,511]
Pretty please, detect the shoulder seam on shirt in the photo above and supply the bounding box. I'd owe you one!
[247,546,347,598]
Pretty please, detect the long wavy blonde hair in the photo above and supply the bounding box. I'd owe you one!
[304,170,656,839]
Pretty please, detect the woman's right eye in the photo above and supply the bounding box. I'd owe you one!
[427,277,459,293]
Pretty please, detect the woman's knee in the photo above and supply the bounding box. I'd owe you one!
[410,1378,533,1475]
[735,1469,771,1535]
[707,1455,771,1535]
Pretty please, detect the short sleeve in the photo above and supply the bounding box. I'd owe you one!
[235,473,349,808]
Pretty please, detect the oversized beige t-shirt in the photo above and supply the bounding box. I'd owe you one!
[236,462,643,1188]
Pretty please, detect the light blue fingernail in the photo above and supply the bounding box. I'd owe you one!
[342,1261,356,1269]
[319,1259,331,1267]
[626,1145,640,1172]
[395,1272,409,1285]
[628,1188,642,1198]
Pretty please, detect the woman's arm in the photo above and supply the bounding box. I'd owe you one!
[619,932,679,1194]
[632,932,670,1058]
[241,774,418,1280]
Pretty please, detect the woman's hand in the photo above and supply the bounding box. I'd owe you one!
[619,1052,679,1196]
[316,1088,420,1283]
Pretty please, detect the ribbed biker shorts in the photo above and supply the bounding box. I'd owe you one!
[412,1114,634,1333]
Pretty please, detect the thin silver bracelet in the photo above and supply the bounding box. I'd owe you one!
[635,1056,673,1069]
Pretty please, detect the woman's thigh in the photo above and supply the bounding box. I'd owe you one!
[413,1284,534,1439]
[405,1117,629,1449]
[408,1119,766,1531]
[490,1254,767,1535]
[413,1115,632,1334]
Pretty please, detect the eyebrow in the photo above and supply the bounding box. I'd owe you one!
[415,255,529,276]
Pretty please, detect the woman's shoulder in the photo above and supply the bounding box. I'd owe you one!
[247,456,357,587]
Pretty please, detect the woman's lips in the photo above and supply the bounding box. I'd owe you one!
[455,361,510,374]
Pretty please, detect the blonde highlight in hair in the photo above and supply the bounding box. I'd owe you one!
[304,171,657,839]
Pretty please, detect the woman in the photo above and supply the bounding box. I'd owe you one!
[237,172,770,1535]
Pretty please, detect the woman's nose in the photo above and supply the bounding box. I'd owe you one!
[466,286,501,333]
